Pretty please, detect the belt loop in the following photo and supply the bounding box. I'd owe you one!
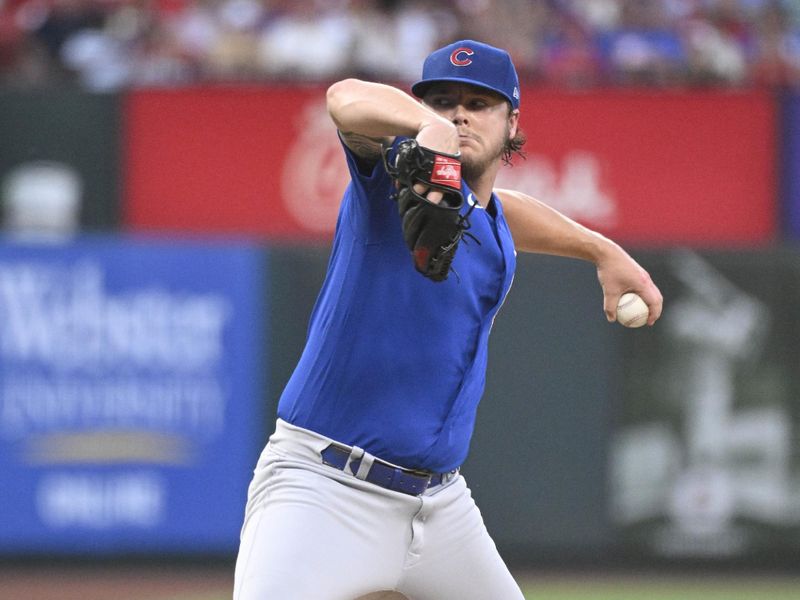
[346,446,365,476]
[354,454,374,480]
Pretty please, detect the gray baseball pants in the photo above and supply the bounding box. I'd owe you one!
[233,419,524,600]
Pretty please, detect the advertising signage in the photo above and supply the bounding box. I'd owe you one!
[0,236,266,554]
[125,87,776,245]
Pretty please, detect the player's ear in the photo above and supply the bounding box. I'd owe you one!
[507,108,520,141]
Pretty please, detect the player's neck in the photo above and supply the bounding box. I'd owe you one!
[464,163,499,208]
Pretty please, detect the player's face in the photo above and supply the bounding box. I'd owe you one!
[423,83,519,179]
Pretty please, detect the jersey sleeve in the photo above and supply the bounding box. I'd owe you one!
[338,135,406,244]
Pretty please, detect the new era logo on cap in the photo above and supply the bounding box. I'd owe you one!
[412,40,521,109]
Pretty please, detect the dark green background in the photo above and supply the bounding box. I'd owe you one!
[0,89,120,230]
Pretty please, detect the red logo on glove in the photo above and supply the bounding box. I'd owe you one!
[450,48,474,67]
[430,155,461,190]
[413,247,430,270]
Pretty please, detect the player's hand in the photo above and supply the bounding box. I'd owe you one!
[413,117,458,205]
[595,243,663,326]
[416,116,459,155]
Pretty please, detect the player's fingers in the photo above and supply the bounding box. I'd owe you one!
[412,182,443,204]
[643,284,664,326]
[603,292,621,323]
[426,190,444,204]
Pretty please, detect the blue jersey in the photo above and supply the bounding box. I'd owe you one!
[277,137,516,472]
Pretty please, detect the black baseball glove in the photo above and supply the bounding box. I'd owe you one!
[382,139,474,282]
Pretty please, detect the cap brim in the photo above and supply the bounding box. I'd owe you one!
[411,77,516,107]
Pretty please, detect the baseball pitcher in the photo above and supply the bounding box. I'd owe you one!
[233,40,662,600]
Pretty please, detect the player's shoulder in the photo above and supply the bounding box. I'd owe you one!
[493,188,538,205]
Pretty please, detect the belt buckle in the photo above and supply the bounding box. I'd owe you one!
[430,468,458,489]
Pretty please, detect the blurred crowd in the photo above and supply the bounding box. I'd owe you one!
[1,0,800,90]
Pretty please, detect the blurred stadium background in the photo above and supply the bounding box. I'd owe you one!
[2,0,800,598]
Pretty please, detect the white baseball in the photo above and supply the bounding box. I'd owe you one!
[616,292,649,328]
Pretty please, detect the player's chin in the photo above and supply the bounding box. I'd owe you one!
[458,145,480,166]
[462,143,494,163]
[461,156,489,182]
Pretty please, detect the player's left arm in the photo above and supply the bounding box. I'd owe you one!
[496,188,663,325]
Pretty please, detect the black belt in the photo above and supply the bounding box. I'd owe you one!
[320,443,457,497]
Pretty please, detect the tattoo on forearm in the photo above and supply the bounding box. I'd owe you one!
[341,132,384,161]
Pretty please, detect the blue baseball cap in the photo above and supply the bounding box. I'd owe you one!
[412,40,520,109]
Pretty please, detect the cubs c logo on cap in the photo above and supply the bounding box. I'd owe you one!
[450,47,474,67]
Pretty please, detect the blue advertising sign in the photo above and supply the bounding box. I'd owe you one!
[782,92,800,238]
[0,236,266,554]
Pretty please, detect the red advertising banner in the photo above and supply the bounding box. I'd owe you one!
[124,86,342,240]
[124,87,776,245]
[499,90,777,246]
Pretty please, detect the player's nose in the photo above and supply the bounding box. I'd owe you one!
[450,102,468,125]
[451,105,469,126]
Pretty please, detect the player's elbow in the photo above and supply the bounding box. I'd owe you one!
[326,79,365,127]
